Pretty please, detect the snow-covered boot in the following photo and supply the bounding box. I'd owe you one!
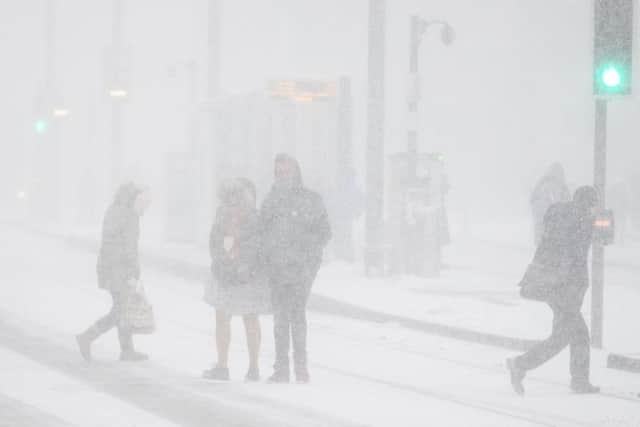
[267,370,290,383]
[506,358,525,395]
[570,379,600,394]
[119,350,149,362]
[202,366,230,381]
[76,334,92,362]
[245,367,260,382]
[295,367,310,384]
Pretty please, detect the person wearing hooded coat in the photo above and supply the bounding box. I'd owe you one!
[507,186,600,395]
[202,178,271,382]
[530,163,571,246]
[76,182,150,362]
[259,154,331,383]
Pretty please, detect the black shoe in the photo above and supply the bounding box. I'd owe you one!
[119,350,149,362]
[570,380,600,394]
[245,367,260,382]
[202,366,230,381]
[506,358,525,395]
[76,334,92,362]
[267,370,290,383]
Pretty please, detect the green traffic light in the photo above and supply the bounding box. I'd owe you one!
[34,119,48,135]
[601,67,622,88]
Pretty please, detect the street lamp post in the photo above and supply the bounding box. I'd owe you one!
[399,16,454,277]
[407,16,454,181]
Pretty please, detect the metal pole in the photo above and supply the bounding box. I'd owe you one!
[186,60,198,156]
[207,0,222,214]
[46,0,61,220]
[44,0,55,90]
[408,16,420,182]
[591,98,607,349]
[365,0,386,276]
[336,77,355,262]
[207,0,221,100]
[110,0,124,189]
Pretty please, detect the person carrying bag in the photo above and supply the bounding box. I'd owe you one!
[120,280,155,335]
[507,186,600,395]
[519,259,570,302]
[76,183,152,363]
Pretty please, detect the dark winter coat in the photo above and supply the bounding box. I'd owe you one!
[96,183,142,292]
[259,158,331,288]
[532,200,594,312]
[210,205,261,287]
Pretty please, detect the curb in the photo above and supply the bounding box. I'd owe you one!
[308,294,538,352]
[607,353,640,373]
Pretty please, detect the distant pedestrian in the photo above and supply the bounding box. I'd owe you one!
[259,154,331,383]
[202,178,271,382]
[77,182,151,362]
[508,186,600,395]
[530,163,571,245]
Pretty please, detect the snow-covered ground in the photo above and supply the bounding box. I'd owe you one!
[315,224,640,353]
[1,224,640,426]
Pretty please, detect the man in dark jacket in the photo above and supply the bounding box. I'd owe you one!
[77,182,150,362]
[259,154,331,383]
[508,186,599,395]
[531,163,571,245]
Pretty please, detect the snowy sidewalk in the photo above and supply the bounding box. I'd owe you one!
[315,233,640,356]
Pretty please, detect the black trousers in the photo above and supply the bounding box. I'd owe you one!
[516,304,590,381]
[84,290,133,352]
[271,283,310,374]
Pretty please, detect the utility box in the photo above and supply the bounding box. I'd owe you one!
[388,152,448,277]
[593,209,615,246]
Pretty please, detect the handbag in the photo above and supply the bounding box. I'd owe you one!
[120,282,156,334]
[518,261,567,302]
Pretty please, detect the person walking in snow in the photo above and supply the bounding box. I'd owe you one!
[530,163,571,246]
[76,182,150,362]
[259,154,331,383]
[508,186,600,395]
[202,178,271,382]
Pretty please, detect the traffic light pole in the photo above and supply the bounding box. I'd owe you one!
[591,98,607,349]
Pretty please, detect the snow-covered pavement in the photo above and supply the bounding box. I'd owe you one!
[1,224,640,426]
[315,228,640,353]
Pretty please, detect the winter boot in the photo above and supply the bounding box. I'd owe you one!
[76,334,92,362]
[202,366,230,381]
[267,369,290,384]
[570,379,600,394]
[119,350,149,362]
[295,367,310,384]
[245,367,260,382]
[506,358,525,395]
